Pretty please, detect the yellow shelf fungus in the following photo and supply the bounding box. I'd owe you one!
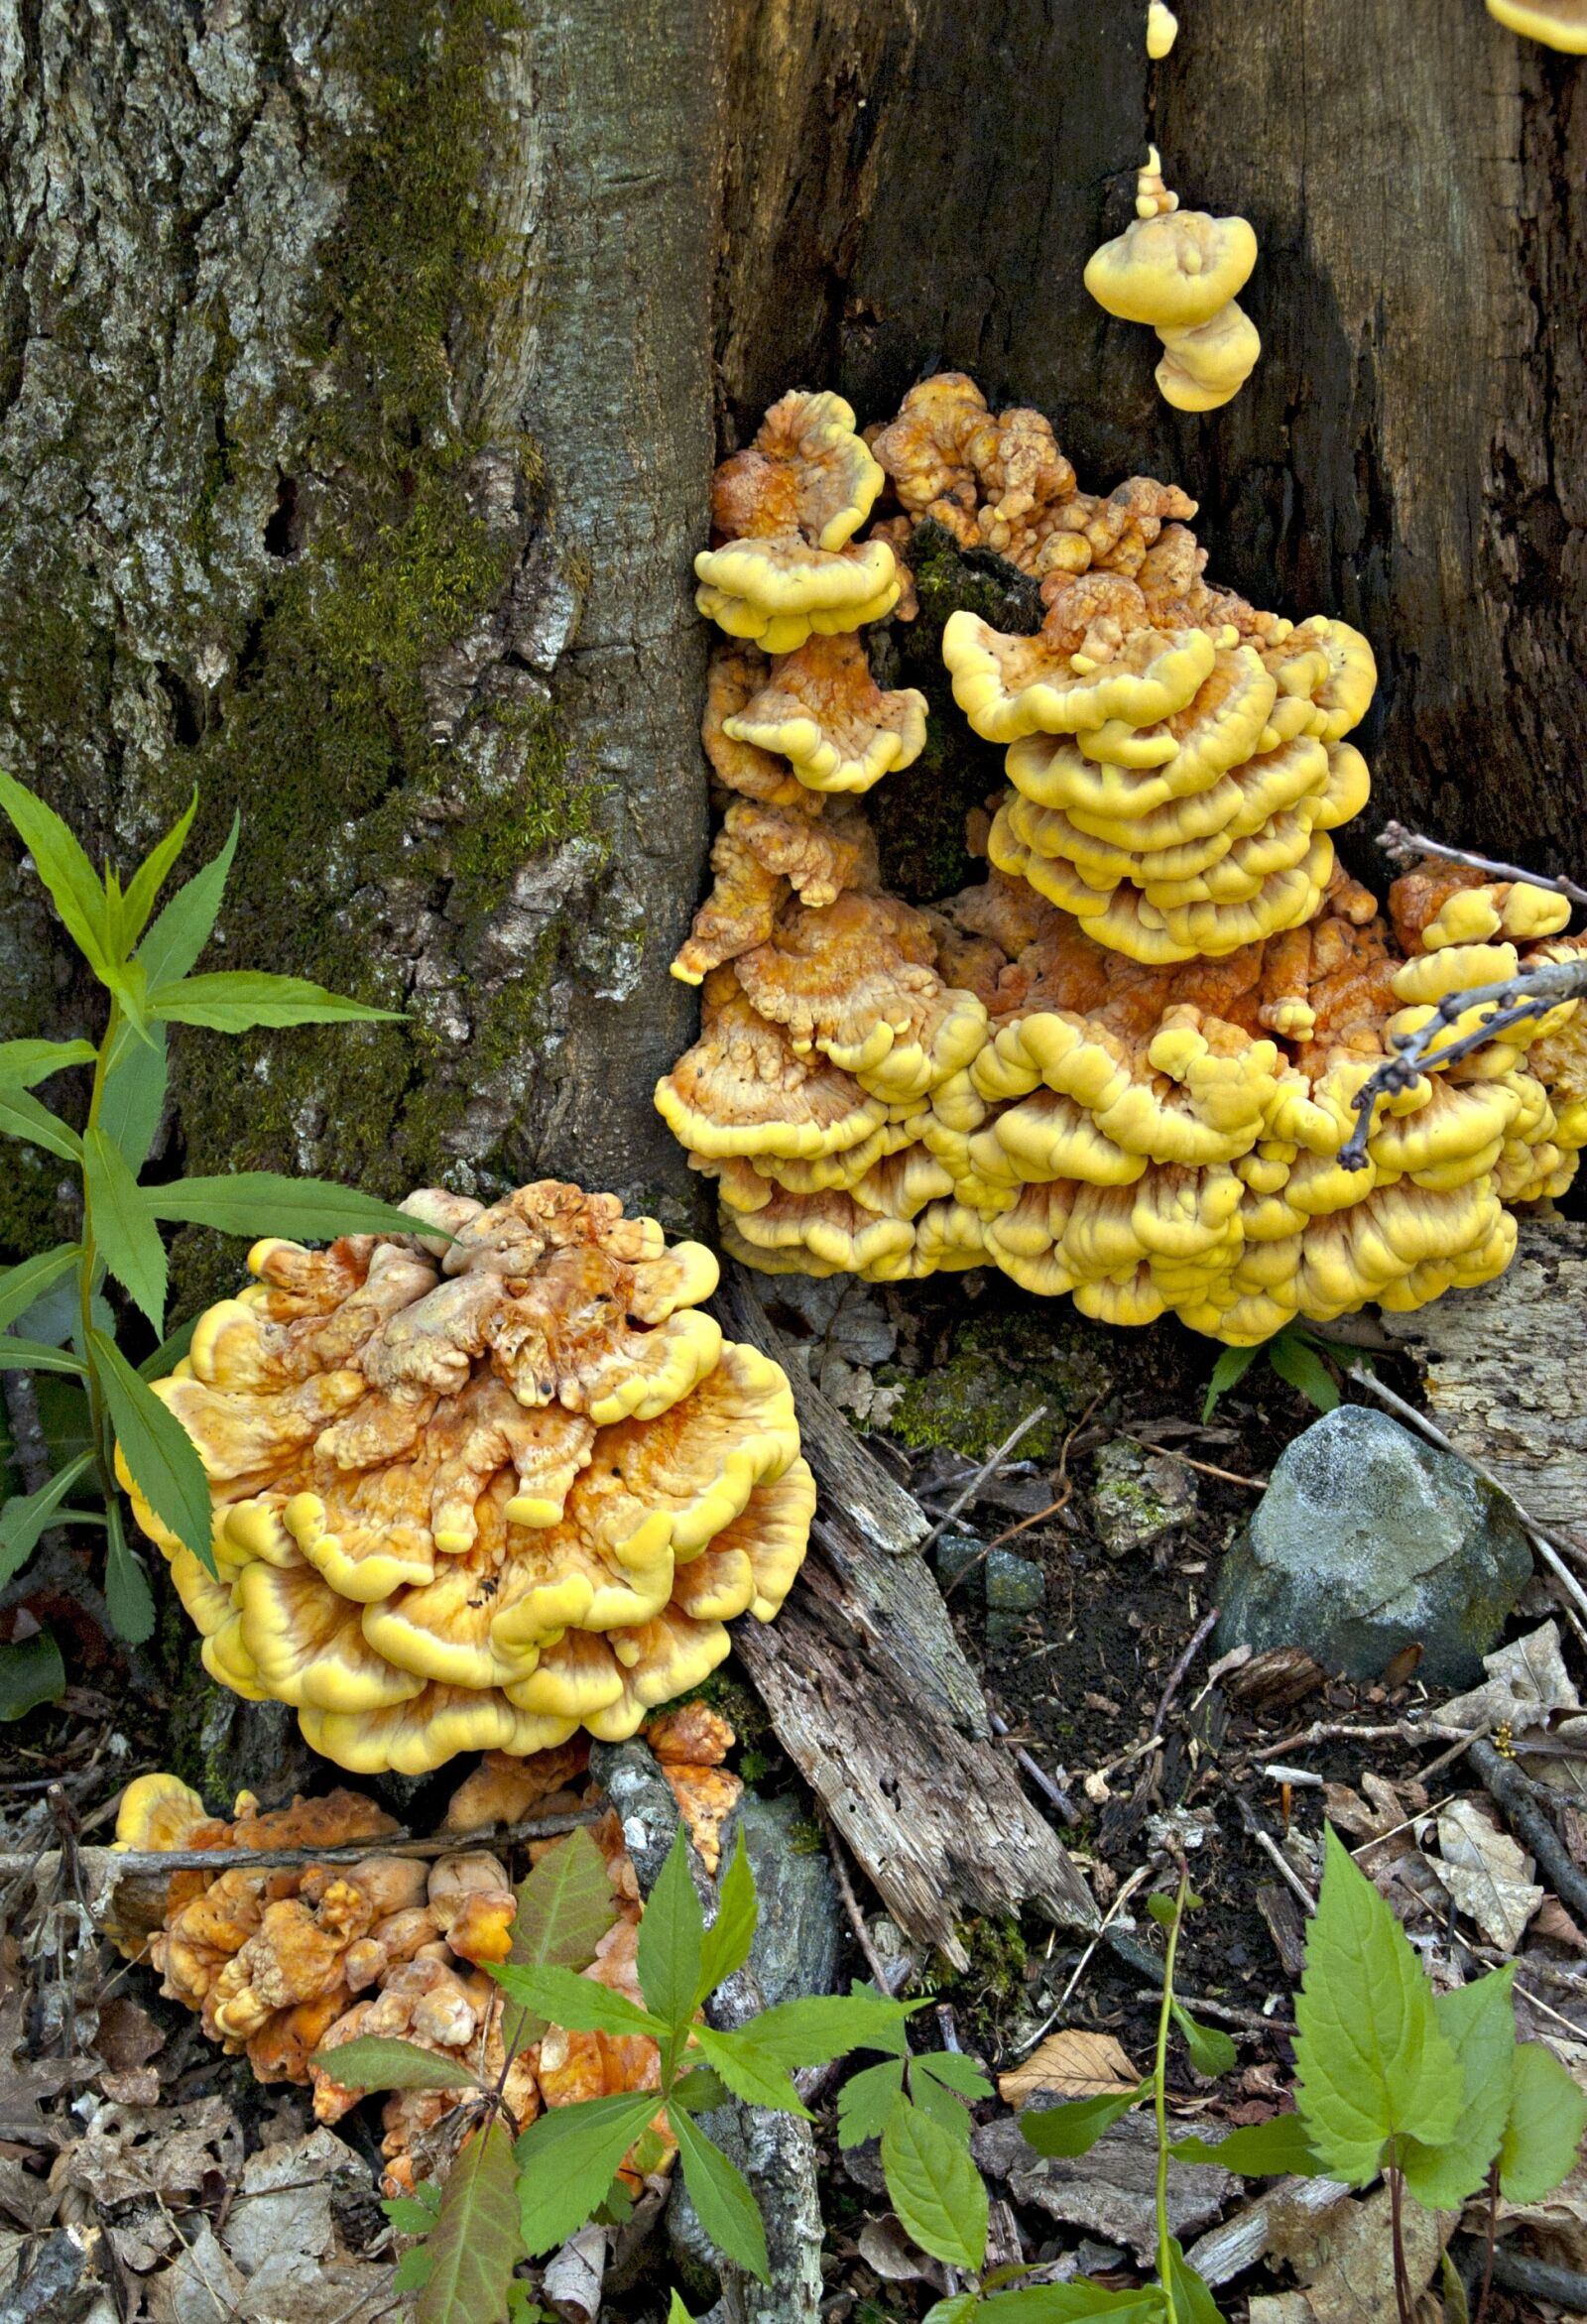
[662,374,1587,1345]
[1486,0,1587,47]
[1146,1,1178,57]
[1085,151,1261,413]
[125,1182,812,1774]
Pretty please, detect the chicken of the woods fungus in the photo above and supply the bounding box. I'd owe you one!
[1084,149,1261,414]
[658,373,1587,1346]
[1146,2,1178,57]
[1486,0,1587,48]
[122,1182,812,1773]
[111,1722,742,2196]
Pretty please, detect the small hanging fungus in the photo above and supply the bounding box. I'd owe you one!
[1146,2,1179,57]
[1485,0,1587,48]
[1084,150,1261,413]
[124,1182,812,1774]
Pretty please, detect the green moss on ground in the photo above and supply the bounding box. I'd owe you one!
[879,1296,1112,1465]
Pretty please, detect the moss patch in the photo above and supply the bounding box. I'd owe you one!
[879,1293,1113,1464]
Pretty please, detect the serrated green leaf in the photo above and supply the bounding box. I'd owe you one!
[978,2287,1164,2322]
[1293,1827,1463,2184]
[0,1083,82,1162]
[382,2196,442,2236]
[491,1960,664,2042]
[691,2022,809,2117]
[921,2297,981,2324]
[150,969,403,1033]
[637,1828,705,2031]
[135,817,237,989]
[0,1450,99,1588]
[670,2065,730,2116]
[0,1040,97,1089]
[1165,2235,1227,2324]
[1499,2039,1587,2203]
[0,1337,87,1376]
[1170,2114,1322,2176]
[1268,1333,1340,1414]
[698,1827,757,2000]
[90,1327,215,1573]
[1172,2002,1238,2080]
[0,1247,81,1334]
[391,2246,432,2294]
[498,1823,618,2058]
[0,1631,65,1720]
[672,2108,770,2283]
[916,2050,993,2102]
[139,1313,199,1382]
[742,1988,918,2072]
[83,1128,167,1332]
[307,2034,489,2094]
[99,1028,168,1172]
[912,2066,976,2144]
[1400,1969,1517,2209]
[515,2092,660,2257]
[120,792,196,948]
[1020,2084,1150,2159]
[105,1501,156,1646]
[418,2117,521,2324]
[0,769,116,982]
[837,2058,907,2147]
[1202,1342,1257,1421]
[146,1172,430,1242]
[882,2095,988,2272]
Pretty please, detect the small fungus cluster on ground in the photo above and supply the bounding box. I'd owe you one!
[124,1183,811,1767]
[112,1713,739,2195]
[1085,150,1262,414]
[658,378,1587,1344]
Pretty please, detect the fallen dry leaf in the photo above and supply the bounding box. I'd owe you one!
[1488,2152,1587,2272]
[1435,1797,1543,1954]
[999,2028,1139,2108]
[1531,1896,1587,1953]
[1441,1621,1580,1733]
[857,2213,952,2291]
[1270,2181,1445,2324]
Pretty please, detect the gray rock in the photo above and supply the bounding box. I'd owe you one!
[985,1549,1045,1612]
[972,2112,1235,2263]
[734,1792,841,2010]
[1092,1440,1197,1559]
[933,1531,988,1594]
[1216,1406,1532,1686]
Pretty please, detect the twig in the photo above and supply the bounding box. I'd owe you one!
[1251,1718,1471,1762]
[1124,1434,1267,1491]
[0,1805,605,1885]
[989,1711,1080,1827]
[1339,956,1587,1170]
[1024,1865,1153,2033]
[1237,1797,1316,1914]
[1376,820,1587,912]
[922,1404,1049,1563]
[985,1480,1074,1550]
[1469,1736,1587,1924]
[1451,2235,1587,2317]
[818,1809,906,1995]
[1102,1930,1298,2033]
[1348,1365,1587,1650]
[1152,1609,1220,1740]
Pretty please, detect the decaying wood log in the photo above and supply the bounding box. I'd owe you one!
[714,1266,1097,1963]
[1380,1219,1587,1547]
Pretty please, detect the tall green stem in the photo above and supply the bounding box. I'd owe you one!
[78,1000,119,1510]
[1155,1874,1187,2324]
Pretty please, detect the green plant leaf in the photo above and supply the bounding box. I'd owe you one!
[1172,2002,1239,2080]
[667,2296,698,2324]
[490,1961,664,2042]
[391,2247,431,2295]
[1268,1332,1340,1414]
[690,2023,809,2118]
[670,2065,731,2116]
[417,2117,521,2324]
[0,769,116,982]
[1020,2084,1150,2159]
[671,2107,771,2284]
[740,1988,918,2071]
[882,2094,988,2272]
[89,1326,215,1572]
[637,1828,706,2030]
[515,2092,659,2257]
[147,1172,431,1242]
[0,1337,88,1376]
[498,1823,618,2058]
[1165,2235,1227,2324]
[1399,1968,1518,2209]
[150,970,404,1033]
[975,2288,1164,2321]
[104,1502,156,1646]
[0,1084,82,1162]
[83,1128,167,1333]
[0,1450,99,1587]
[837,2057,907,2147]
[0,1040,97,1089]
[1293,1827,1463,2184]
[382,2191,443,2236]
[0,1246,81,1334]
[1169,2114,1322,2176]
[139,1314,199,1381]
[307,2034,489,2094]
[912,2067,976,2144]
[921,2297,981,2324]
[1201,1342,1257,1421]
[1499,2039,1587,2203]
[1147,1893,1179,1929]
[0,1631,65,1720]
[916,2050,994,2102]
[698,1828,757,2000]
[135,817,237,989]
[99,1027,169,1172]
[120,792,197,948]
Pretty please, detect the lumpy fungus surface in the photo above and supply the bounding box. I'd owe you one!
[123,1182,811,1770]
[659,374,1587,1345]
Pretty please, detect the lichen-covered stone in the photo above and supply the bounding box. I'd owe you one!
[1216,1406,1532,1685]
[1091,1440,1197,1560]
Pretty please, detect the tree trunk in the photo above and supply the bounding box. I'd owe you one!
[1,1,1581,1271]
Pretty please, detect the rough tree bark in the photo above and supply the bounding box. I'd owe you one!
[1,0,1581,1266]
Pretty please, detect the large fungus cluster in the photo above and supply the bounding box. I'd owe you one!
[125,1183,811,1769]
[661,376,1587,1345]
